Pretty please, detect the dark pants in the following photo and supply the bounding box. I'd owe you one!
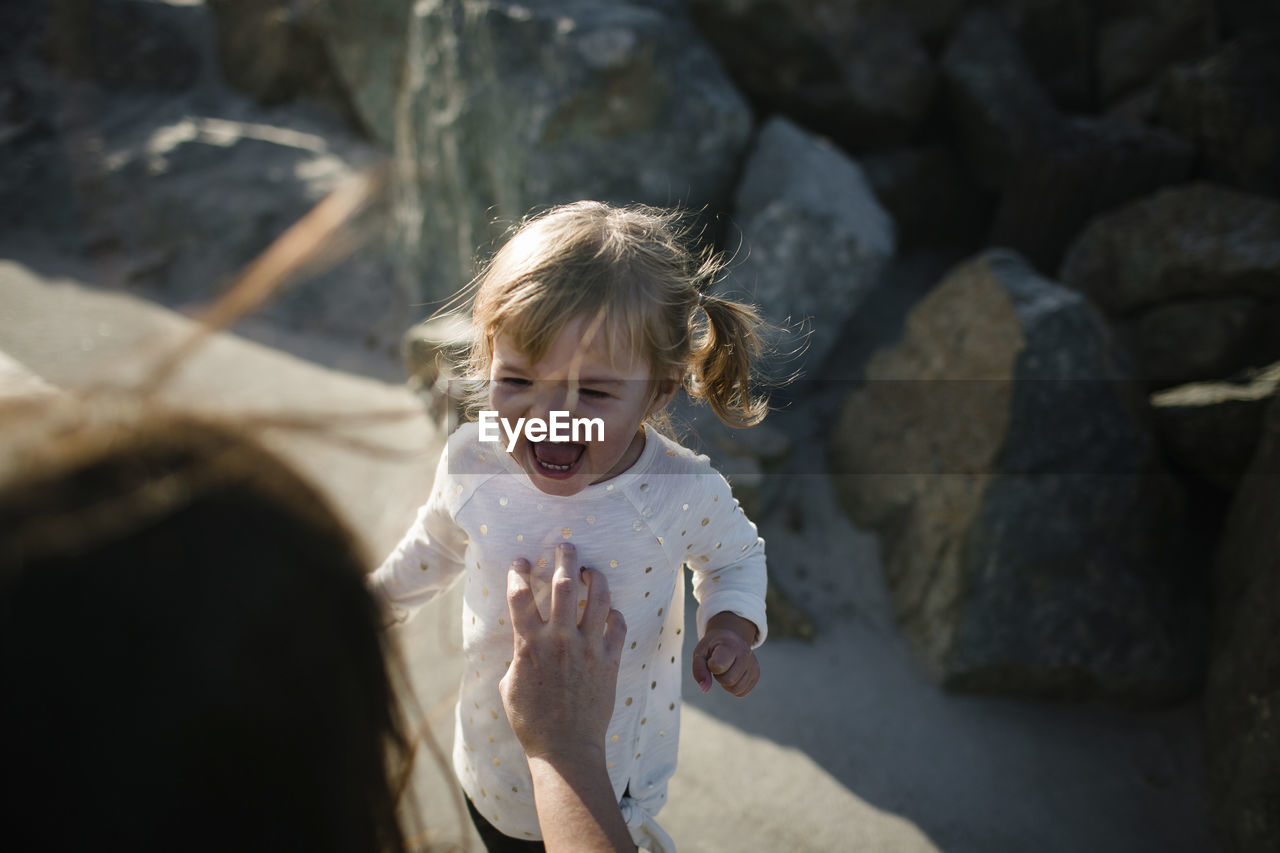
[465,795,546,852]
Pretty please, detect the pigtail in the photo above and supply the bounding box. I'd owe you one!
[687,291,769,428]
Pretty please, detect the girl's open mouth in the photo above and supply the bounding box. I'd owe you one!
[530,441,585,479]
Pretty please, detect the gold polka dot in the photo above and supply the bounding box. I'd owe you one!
[512,786,518,793]
[671,656,676,663]
[472,616,476,624]
[675,628,682,635]
[489,736,494,743]
[475,671,480,678]
[643,508,653,517]
[716,542,722,549]
[587,515,596,524]
[579,601,586,609]
[741,544,749,552]
[476,562,481,570]
[687,544,694,550]
[419,561,430,572]
[681,530,686,536]
[682,503,689,511]
[636,752,642,759]
[608,761,614,767]
[657,537,664,545]
[499,617,505,625]
[666,449,676,456]
[644,591,650,598]
[702,556,711,563]
[640,483,649,491]
[633,521,644,531]
[537,557,548,568]
[714,495,719,502]
[481,787,487,798]
[480,524,488,535]
[478,453,486,462]
[669,702,675,710]
[504,660,510,668]
[610,559,619,568]
[658,608,664,616]
[651,681,657,689]
[701,517,710,526]
[645,566,653,573]
[641,717,647,725]
[492,758,500,766]
[562,527,572,538]
[517,533,524,542]
[606,484,614,491]
[660,731,666,737]
[611,735,619,742]
[625,697,633,706]
[630,641,637,649]
[482,586,488,596]
[642,664,646,670]
[499,496,509,506]
[456,484,463,494]
[537,503,544,510]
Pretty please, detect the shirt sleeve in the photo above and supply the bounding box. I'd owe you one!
[682,466,768,649]
[368,443,468,626]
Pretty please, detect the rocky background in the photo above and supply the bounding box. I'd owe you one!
[3,1,1277,850]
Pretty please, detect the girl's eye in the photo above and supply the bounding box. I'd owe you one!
[580,388,611,399]
[498,377,531,387]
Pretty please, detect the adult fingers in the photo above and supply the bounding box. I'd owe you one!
[603,608,627,668]
[505,558,541,633]
[580,568,611,637]
[548,542,580,629]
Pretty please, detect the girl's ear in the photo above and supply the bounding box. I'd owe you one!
[648,375,680,416]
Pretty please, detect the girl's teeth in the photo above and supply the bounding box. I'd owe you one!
[538,459,570,471]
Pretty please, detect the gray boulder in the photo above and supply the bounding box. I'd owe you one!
[724,116,895,373]
[73,101,404,352]
[1157,34,1280,199]
[1060,183,1280,386]
[830,249,1204,702]
[326,0,753,302]
[938,8,1061,193]
[1205,395,1280,853]
[206,0,354,114]
[1096,0,1215,106]
[687,0,936,150]
[1150,363,1280,493]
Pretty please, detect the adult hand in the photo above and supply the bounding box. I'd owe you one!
[498,542,635,852]
[499,542,627,761]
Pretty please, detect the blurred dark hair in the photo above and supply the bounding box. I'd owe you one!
[0,411,414,852]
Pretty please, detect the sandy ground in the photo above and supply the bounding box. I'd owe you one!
[0,256,1218,852]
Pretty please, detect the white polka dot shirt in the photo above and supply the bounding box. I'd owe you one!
[370,422,768,845]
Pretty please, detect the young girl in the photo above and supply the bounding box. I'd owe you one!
[370,201,769,852]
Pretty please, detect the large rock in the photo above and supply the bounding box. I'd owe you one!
[44,0,201,92]
[1150,363,1280,493]
[938,8,1062,193]
[1096,0,1214,106]
[1205,395,1280,853]
[206,0,354,114]
[1060,183,1280,386]
[70,103,404,353]
[325,0,753,302]
[1157,34,1280,199]
[687,0,936,151]
[724,116,895,373]
[830,249,1204,702]
[988,116,1194,274]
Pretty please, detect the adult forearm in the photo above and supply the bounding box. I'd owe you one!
[527,751,634,853]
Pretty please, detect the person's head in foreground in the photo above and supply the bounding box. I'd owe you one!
[466,200,769,497]
[0,410,413,853]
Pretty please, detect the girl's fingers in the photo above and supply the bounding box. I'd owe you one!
[580,568,611,636]
[505,558,540,632]
[549,543,580,628]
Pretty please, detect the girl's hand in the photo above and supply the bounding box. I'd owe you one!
[690,611,761,697]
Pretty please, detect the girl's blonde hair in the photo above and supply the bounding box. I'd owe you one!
[461,201,768,428]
